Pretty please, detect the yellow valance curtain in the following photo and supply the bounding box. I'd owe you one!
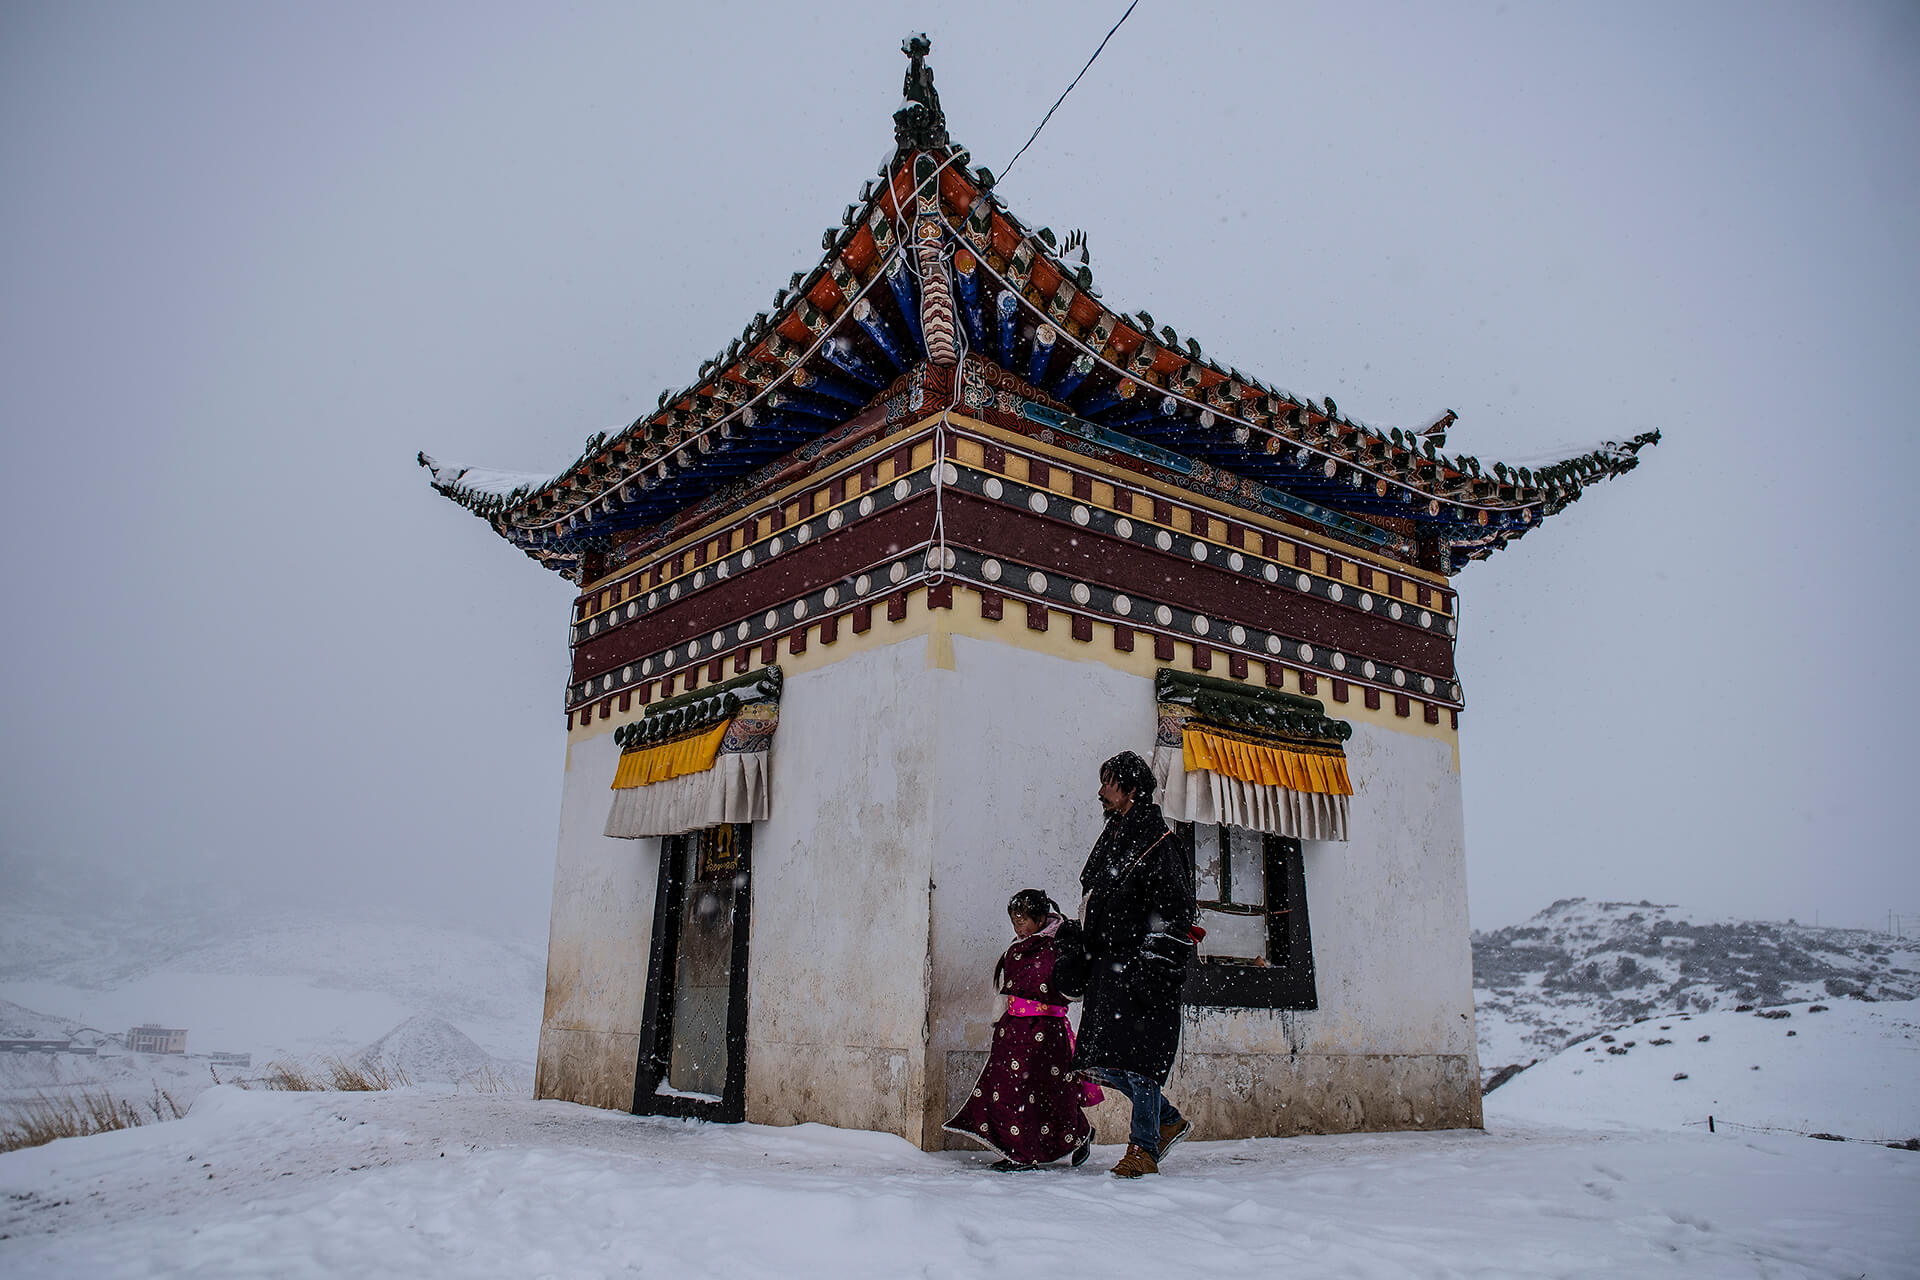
[1181,724,1352,797]
[603,667,784,840]
[1151,669,1354,842]
[611,720,730,789]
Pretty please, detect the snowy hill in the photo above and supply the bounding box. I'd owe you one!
[1486,996,1920,1142]
[0,900,546,1122]
[1473,898,1920,1077]
[357,1014,501,1086]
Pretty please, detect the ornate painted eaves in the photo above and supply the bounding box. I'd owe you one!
[419,37,1656,582]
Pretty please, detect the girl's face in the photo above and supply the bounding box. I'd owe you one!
[1010,912,1043,940]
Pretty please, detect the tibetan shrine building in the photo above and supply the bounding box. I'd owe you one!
[421,39,1654,1147]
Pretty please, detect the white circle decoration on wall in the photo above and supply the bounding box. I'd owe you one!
[889,561,906,583]
[668,583,681,600]
[1027,571,1048,593]
[823,586,839,608]
[1331,652,1346,671]
[855,574,872,595]
[1299,642,1314,662]
[1263,563,1279,582]
[648,591,659,608]
[1071,504,1090,525]
[1190,542,1208,561]
[1420,610,1432,627]
[1362,660,1376,679]
[711,631,725,649]
[1422,676,1435,694]
[1230,625,1246,645]
[1295,573,1312,591]
[1155,530,1173,551]
[792,600,807,620]
[859,495,875,516]
[1389,601,1403,620]
[1115,517,1133,538]
[1028,491,1049,514]
[737,622,750,640]
[795,524,810,543]
[1071,582,1090,605]
[741,550,755,569]
[1154,604,1173,625]
[1113,594,1132,616]
[941,462,959,485]
[1192,615,1211,635]
[1328,583,1343,603]
[694,571,706,588]
[984,477,1003,500]
[767,536,782,557]
[1228,552,1244,571]
[981,558,1002,582]
[1393,669,1407,687]
[1359,592,1373,611]
[828,509,843,530]
[764,611,778,628]
[641,657,653,675]
[893,479,911,501]
[1266,635,1283,655]
[623,665,633,681]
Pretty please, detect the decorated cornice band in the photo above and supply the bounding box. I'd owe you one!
[605,666,783,839]
[1153,669,1353,843]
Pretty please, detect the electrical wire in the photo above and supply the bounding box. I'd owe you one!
[999,0,1143,183]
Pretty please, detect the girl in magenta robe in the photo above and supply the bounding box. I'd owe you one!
[944,890,1101,1171]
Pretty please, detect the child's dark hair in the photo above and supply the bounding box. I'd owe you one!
[1007,889,1059,922]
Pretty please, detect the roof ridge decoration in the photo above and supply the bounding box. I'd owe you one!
[421,37,1656,581]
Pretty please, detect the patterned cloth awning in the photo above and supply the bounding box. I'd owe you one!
[1151,669,1353,842]
[604,667,782,840]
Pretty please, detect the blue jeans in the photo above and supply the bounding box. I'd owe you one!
[1087,1068,1183,1153]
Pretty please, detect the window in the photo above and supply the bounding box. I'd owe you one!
[1174,820,1317,1010]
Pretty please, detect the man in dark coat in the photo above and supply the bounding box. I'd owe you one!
[1071,750,1197,1177]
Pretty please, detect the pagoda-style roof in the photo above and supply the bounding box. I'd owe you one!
[421,37,1655,582]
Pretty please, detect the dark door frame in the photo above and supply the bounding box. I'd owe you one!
[631,823,753,1123]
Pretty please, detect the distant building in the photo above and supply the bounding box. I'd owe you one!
[208,1051,252,1068]
[423,40,1653,1147]
[0,1038,71,1054]
[127,1025,187,1054]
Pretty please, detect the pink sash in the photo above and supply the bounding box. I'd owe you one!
[1004,998,1105,1107]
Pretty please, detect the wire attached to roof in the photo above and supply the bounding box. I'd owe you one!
[999,0,1142,183]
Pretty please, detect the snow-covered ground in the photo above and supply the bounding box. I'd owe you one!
[2,1088,1915,1278]
[1488,998,1920,1141]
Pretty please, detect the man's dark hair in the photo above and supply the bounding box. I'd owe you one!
[1099,750,1156,801]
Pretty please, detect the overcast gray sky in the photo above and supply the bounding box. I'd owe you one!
[3,1,1915,938]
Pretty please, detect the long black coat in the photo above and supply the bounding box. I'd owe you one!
[1070,799,1196,1085]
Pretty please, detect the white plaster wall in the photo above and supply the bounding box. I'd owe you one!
[741,640,937,1141]
[536,729,660,1109]
[920,639,1479,1143]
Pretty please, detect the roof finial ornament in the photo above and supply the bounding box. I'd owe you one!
[894,33,949,152]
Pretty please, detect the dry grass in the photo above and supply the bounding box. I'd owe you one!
[252,1056,411,1093]
[455,1063,524,1095]
[0,1084,185,1154]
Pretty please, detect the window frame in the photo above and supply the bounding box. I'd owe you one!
[1173,820,1319,1011]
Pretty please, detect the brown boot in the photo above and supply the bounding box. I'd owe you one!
[1158,1117,1193,1160]
[1109,1143,1159,1178]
